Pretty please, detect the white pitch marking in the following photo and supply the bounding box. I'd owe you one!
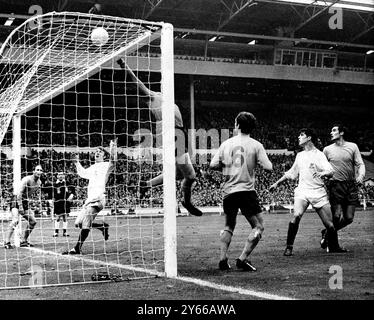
[176,275,297,300]
[26,247,296,300]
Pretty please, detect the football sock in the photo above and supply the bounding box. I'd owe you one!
[286,221,299,247]
[75,229,90,252]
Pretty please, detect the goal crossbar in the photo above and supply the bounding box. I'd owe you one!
[0,12,162,117]
[14,32,161,116]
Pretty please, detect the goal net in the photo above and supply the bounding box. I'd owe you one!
[0,11,177,289]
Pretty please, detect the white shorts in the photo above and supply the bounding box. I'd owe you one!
[294,187,329,209]
[75,196,105,228]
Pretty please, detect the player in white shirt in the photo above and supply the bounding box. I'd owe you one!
[210,112,273,272]
[63,140,116,255]
[270,128,340,256]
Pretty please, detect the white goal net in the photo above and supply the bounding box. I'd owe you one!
[0,11,176,289]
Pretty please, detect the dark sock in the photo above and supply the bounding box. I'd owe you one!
[333,215,344,231]
[75,229,90,252]
[92,222,107,231]
[286,222,299,247]
[327,227,339,250]
[23,227,34,242]
[182,179,193,204]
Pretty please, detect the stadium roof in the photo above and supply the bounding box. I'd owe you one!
[268,1,374,12]
[0,0,373,54]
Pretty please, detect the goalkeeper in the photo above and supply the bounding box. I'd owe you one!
[117,58,202,216]
[62,140,116,255]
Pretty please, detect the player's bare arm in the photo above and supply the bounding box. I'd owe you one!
[355,149,366,184]
[256,144,273,171]
[269,164,298,191]
[117,58,162,120]
[73,153,90,179]
[269,174,289,191]
[209,148,224,172]
[17,178,28,200]
[209,160,224,171]
[116,58,156,97]
[109,138,118,169]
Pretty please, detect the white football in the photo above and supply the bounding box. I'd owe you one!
[90,27,109,46]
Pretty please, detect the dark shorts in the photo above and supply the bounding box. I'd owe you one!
[54,201,70,215]
[223,191,262,218]
[10,195,29,211]
[328,180,359,207]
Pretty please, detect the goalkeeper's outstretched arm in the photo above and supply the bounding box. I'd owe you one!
[109,138,118,168]
[117,58,163,121]
[117,58,156,97]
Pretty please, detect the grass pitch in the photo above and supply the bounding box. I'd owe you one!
[0,209,373,300]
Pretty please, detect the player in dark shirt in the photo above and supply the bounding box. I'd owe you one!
[321,124,366,251]
[52,172,74,237]
[117,58,202,217]
[4,165,43,248]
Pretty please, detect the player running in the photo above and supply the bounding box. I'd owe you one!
[116,58,202,217]
[209,112,273,272]
[62,140,116,255]
[269,128,341,256]
[320,124,366,251]
[4,165,44,248]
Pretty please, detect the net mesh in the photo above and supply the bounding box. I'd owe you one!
[0,11,170,289]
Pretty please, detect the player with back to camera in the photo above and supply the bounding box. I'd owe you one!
[209,112,273,271]
[320,124,365,251]
[62,140,116,255]
[116,58,203,217]
[4,165,44,248]
[269,128,343,256]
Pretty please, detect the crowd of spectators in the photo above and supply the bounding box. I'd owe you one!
[1,150,372,213]
[12,102,372,153]
[186,103,374,152]
[1,100,372,212]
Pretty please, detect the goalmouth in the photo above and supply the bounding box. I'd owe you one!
[0,11,177,288]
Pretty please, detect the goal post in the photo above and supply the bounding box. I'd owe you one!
[12,115,21,248]
[160,23,177,278]
[0,11,177,288]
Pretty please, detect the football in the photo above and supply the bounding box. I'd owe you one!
[90,27,109,46]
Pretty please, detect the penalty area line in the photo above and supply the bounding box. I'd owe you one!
[26,247,296,300]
